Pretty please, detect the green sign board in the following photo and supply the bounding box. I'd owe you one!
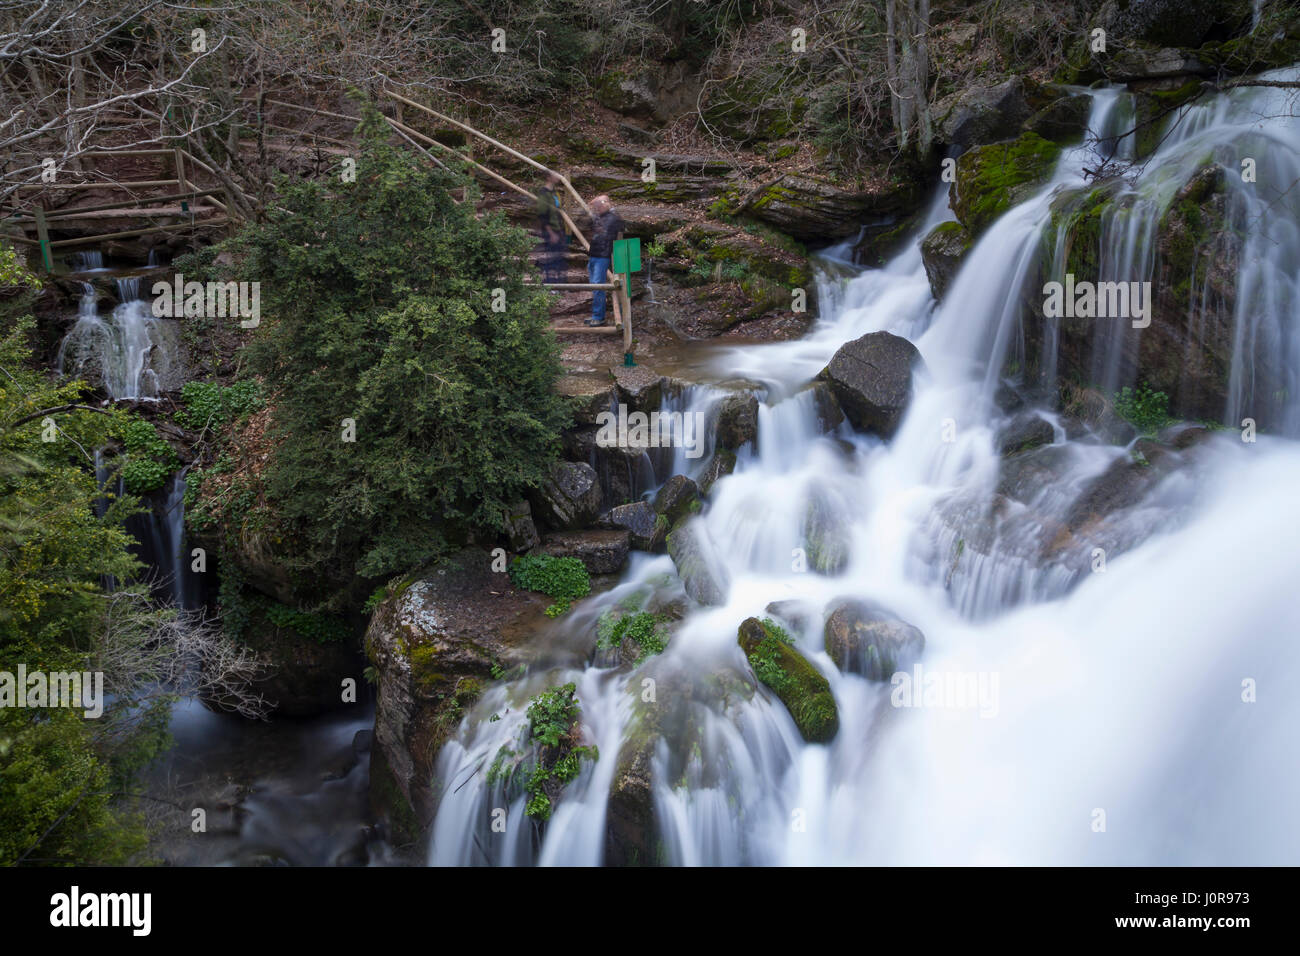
[611,237,641,275]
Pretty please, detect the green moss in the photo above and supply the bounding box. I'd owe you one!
[1134,81,1205,158]
[953,132,1062,236]
[737,617,839,744]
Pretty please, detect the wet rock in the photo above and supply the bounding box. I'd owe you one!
[764,599,819,636]
[598,500,665,551]
[698,449,737,496]
[798,381,846,433]
[364,548,548,832]
[1058,383,1138,446]
[737,617,838,743]
[714,391,760,450]
[666,517,730,606]
[606,731,656,866]
[612,365,664,413]
[952,131,1061,236]
[528,461,603,531]
[1025,93,1092,143]
[803,485,851,575]
[503,499,541,552]
[653,474,701,527]
[996,442,1077,502]
[920,221,972,301]
[532,529,631,576]
[818,331,925,438]
[823,599,926,681]
[997,412,1056,456]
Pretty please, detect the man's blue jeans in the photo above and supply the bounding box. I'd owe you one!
[588,256,611,324]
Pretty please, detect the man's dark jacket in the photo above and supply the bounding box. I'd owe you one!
[587,210,624,258]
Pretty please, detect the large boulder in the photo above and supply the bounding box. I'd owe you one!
[823,599,926,681]
[802,485,851,575]
[1106,0,1251,49]
[920,221,972,301]
[996,412,1056,456]
[502,500,540,552]
[935,77,1040,151]
[743,174,918,243]
[597,501,665,552]
[713,391,759,450]
[818,331,925,438]
[697,449,737,496]
[364,548,549,836]
[737,617,838,743]
[666,517,730,606]
[528,461,603,531]
[612,365,665,413]
[531,530,631,576]
[652,474,701,527]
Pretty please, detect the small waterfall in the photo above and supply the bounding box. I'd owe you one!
[426,71,1300,865]
[57,255,176,400]
[72,249,105,272]
[126,470,201,610]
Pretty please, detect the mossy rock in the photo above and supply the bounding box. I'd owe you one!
[919,221,973,300]
[952,131,1061,236]
[737,617,839,744]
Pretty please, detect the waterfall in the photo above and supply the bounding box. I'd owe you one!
[56,256,176,400]
[126,470,201,610]
[428,73,1300,865]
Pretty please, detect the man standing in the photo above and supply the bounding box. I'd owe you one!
[536,173,567,284]
[585,194,624,327]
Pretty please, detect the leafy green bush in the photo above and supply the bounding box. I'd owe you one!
[177,379,263,432]
[116,417,179,495]
[508,554,590,616]
[0,282,159,864]
[211,109,569,595]
[1114,384,1172,434]
[596,609,669,663]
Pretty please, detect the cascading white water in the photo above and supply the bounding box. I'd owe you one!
[429,73,1300,865]
[57,265,175,400]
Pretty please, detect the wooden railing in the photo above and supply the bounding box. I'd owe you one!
[2,147,238,270]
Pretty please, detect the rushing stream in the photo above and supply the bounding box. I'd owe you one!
[428,73,1300,865]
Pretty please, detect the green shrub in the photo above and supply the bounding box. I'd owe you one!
[1114,384,1172,434]
[177,379,263,432]
[116,417,179,495]
[508,554,590,616]
[596,609,668,663]
[212,108,570,595]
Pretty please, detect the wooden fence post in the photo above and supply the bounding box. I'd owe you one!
[33,207,53,272]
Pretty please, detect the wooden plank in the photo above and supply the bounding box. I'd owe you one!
[15,180,181,190]
[48,219,230,246]
[17,188,228,220]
